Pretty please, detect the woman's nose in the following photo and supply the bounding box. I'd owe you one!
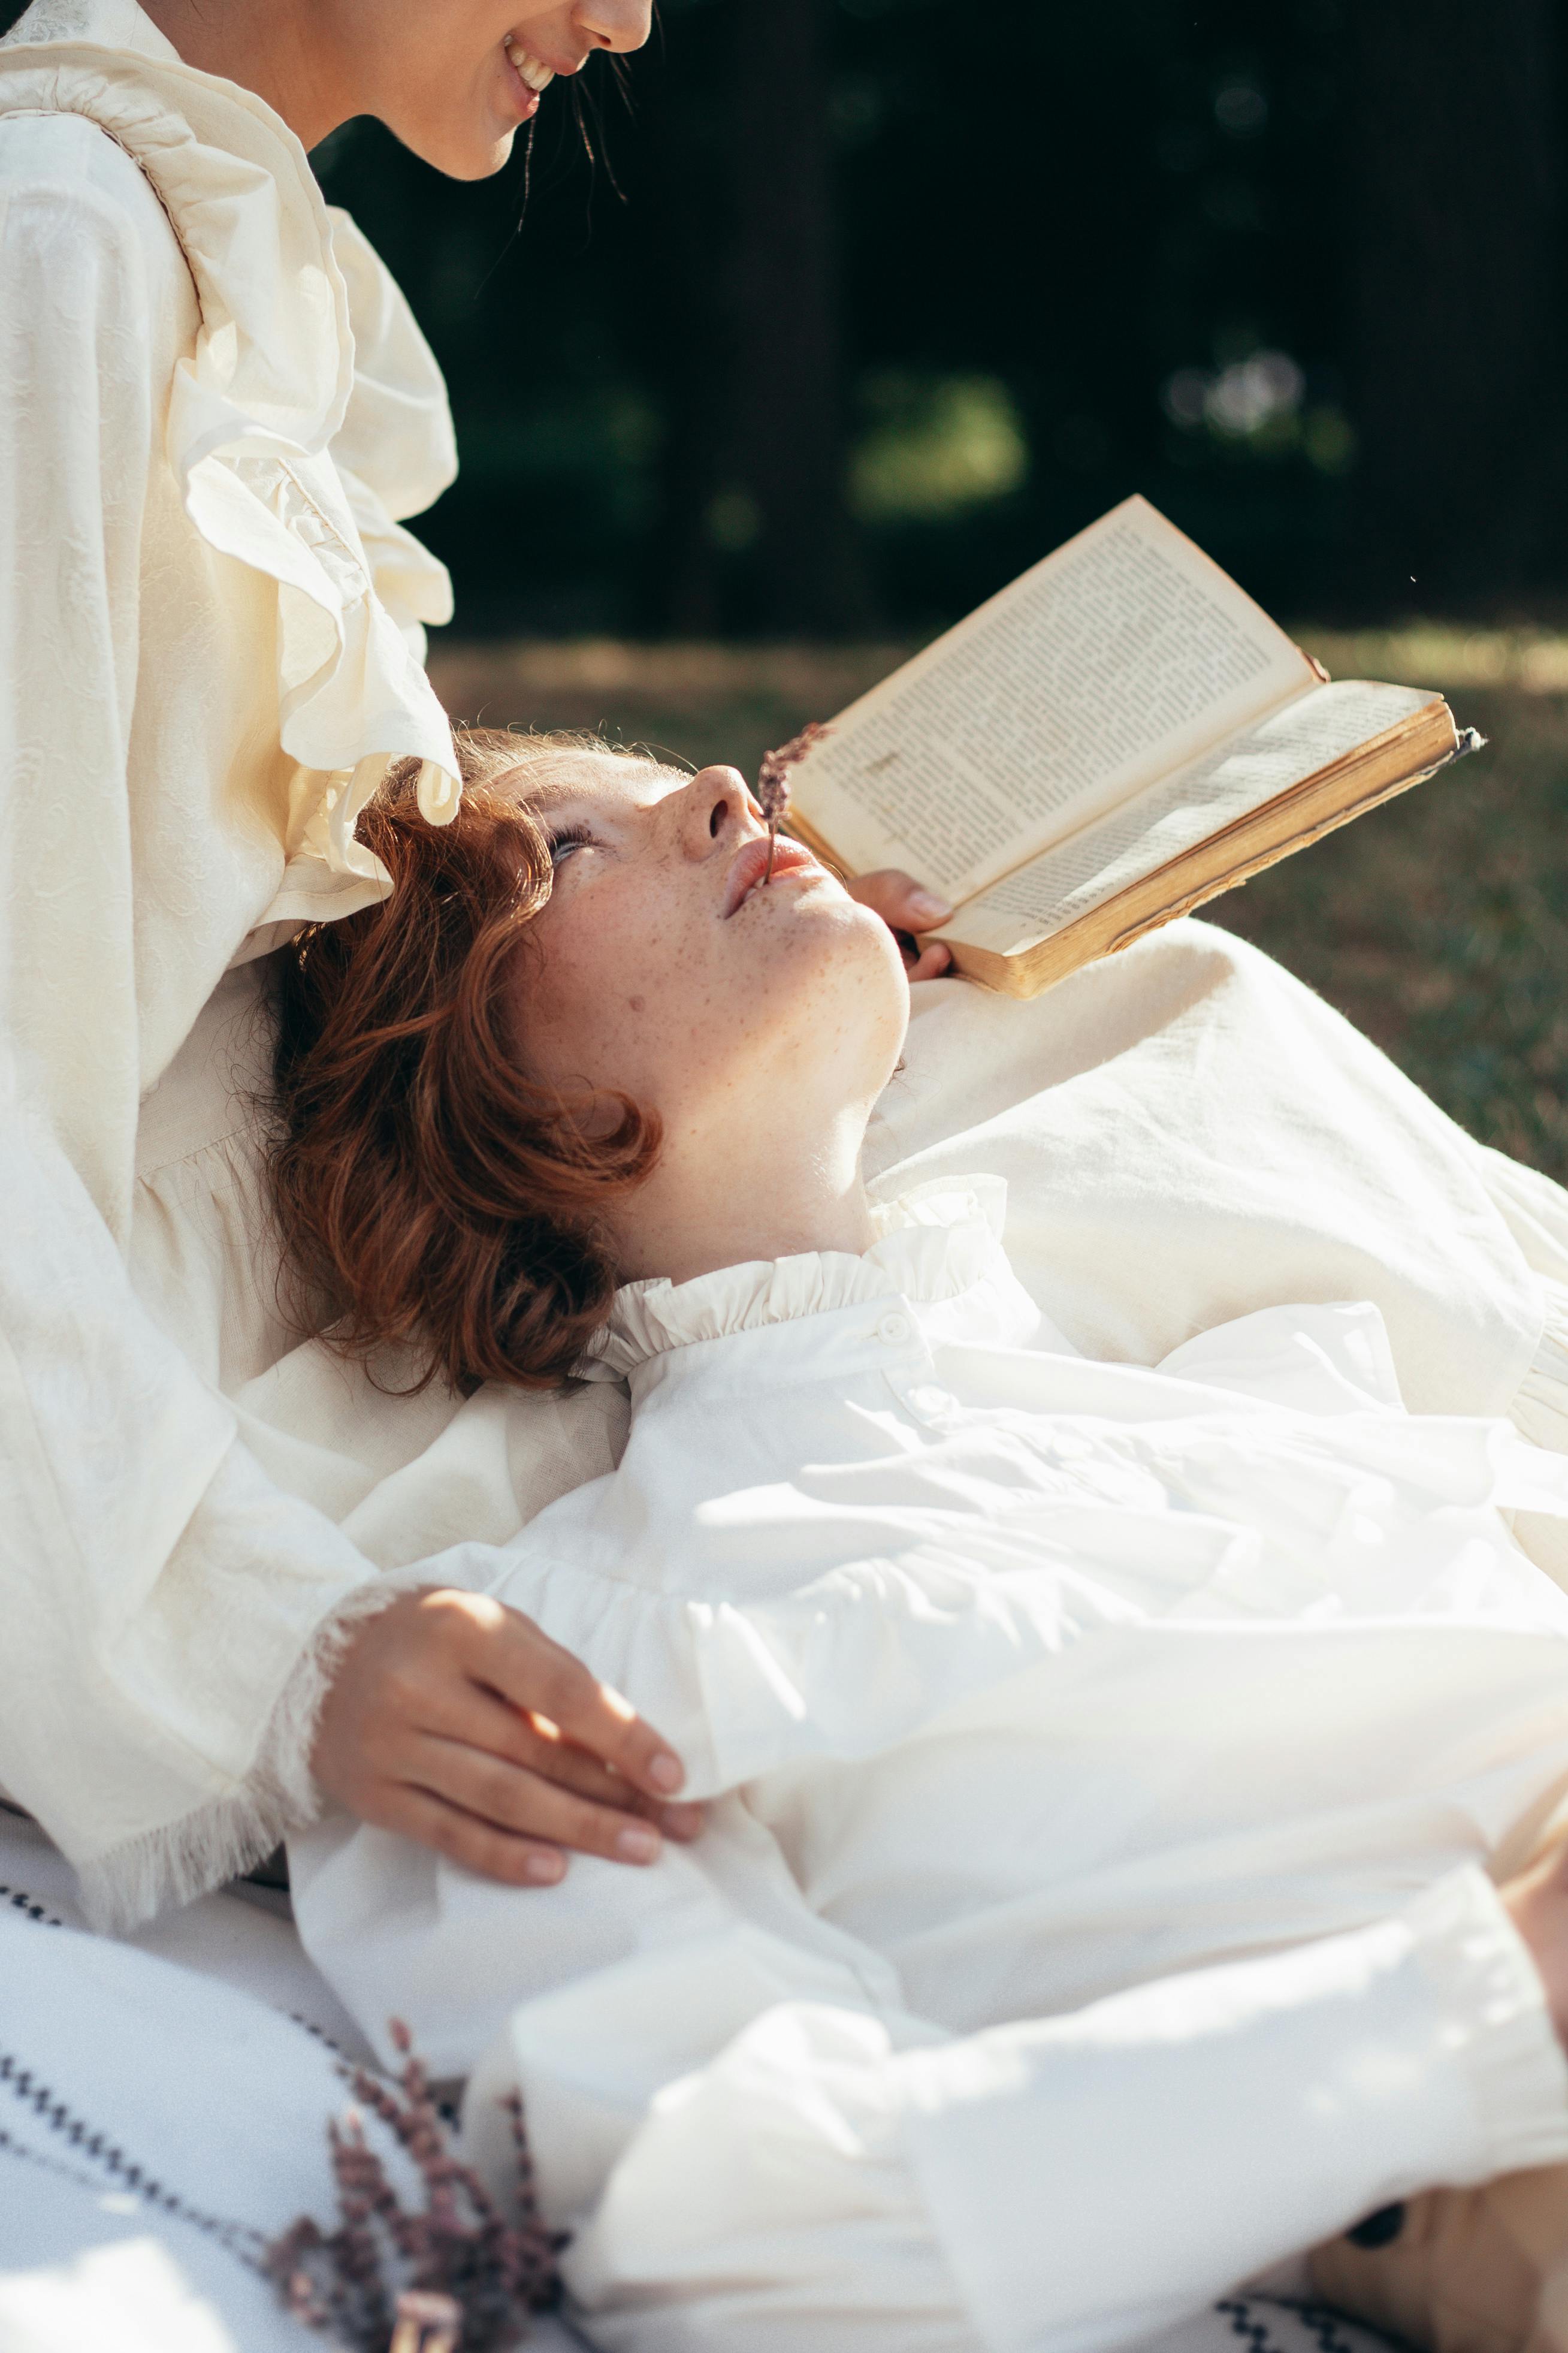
[679,767,755,859]
[575,0,651,53]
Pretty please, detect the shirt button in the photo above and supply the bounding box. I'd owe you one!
[876,1311,913,1346]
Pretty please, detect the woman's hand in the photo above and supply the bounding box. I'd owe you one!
[311,1588,701,1886]
[844,869,954,982]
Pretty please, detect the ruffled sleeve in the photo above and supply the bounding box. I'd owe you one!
[0,38,463,934]
[325,204,456,663]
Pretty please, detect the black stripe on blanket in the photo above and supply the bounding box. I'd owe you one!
[1220,2296,1385,2353]
[0,2044,271,2273]
[0,1881,63,1928]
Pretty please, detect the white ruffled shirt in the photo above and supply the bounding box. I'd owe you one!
[294,1184,1568,2353]
[0,0,462,1921]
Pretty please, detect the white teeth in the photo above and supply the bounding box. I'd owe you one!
[504,39,555,92]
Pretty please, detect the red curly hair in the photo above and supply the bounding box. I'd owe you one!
[268,731,661,1393]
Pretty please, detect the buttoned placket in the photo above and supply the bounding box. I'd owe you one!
[866,1298,959,1431]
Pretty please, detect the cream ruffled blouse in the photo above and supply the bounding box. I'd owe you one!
[294,1181,1568,2351]
[0,0,464,1922]
[1,0,459,1232]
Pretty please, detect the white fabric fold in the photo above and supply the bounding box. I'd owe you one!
[542,1871,1567,2353]
[897,1867,1568,2353]
[559,2002,975,2353]
[869,937,1551,1422]
[390,1199,1568,1808]
[1514,1280,1568,1458]
[291,1185,1568,2349]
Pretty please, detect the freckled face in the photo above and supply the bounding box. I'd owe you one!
[511,754,909,1138]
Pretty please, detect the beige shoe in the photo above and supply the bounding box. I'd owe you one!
[1309,2171,1568,2353]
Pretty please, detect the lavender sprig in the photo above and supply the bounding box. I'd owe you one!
[757,721,832,884]
[262,2019,561,2353]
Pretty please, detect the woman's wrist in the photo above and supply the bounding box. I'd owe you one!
[273,1569,436,1832]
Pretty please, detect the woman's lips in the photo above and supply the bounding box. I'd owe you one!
[505,30,591,88]
[722,835,823,918]
[502,37,556,114]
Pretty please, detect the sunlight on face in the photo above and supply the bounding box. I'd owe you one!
[509,751,910,1144]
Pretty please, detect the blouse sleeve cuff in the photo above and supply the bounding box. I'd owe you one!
[253,1562,436,1830]
[1406,1863,1568,2178]
[74,1564,431,1934]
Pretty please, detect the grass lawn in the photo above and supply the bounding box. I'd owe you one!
[426,629,1568,1187]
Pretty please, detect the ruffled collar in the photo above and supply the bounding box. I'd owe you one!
[590,1178,1039,1380]
[0,0,460,924]
[5,0,174,60]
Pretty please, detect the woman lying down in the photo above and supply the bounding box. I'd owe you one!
[283,731,1568,2353]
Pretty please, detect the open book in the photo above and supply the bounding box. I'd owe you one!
[783,497,1479,997]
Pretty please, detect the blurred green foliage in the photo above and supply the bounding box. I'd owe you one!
[316,0,1389,636]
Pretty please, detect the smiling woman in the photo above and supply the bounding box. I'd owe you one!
[139,0,651,173]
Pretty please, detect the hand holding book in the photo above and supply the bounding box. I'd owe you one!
[780,497,1478,998]
[841,868,956,981]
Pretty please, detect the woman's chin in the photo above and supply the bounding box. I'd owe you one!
[744,879,898,971]
[746,892,910,1057]
[431,129,519,182]
[388,102,521,183]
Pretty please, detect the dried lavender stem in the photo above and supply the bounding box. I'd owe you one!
[263,2017,560,2352]
[756,720,832,890]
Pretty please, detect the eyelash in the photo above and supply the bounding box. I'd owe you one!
[546,821,595,868]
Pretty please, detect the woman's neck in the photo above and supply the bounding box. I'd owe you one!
[609,1106,877,1289]
[140,1,346,148]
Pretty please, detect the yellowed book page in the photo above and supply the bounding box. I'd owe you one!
[788,494,1316,907]
[945,680,1436,958]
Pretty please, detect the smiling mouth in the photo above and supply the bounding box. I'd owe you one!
[503,35,557,94]
[723,835,823,918]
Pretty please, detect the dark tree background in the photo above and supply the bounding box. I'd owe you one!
[1349,0,1567,607]
[10,0,1567,635]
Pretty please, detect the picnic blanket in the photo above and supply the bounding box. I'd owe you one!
[0,1850,597,2350]
[0,1809,1392,2353]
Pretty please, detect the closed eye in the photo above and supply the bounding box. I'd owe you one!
[546,820,596,869]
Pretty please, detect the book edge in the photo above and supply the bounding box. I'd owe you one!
[942,700,1469,998]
